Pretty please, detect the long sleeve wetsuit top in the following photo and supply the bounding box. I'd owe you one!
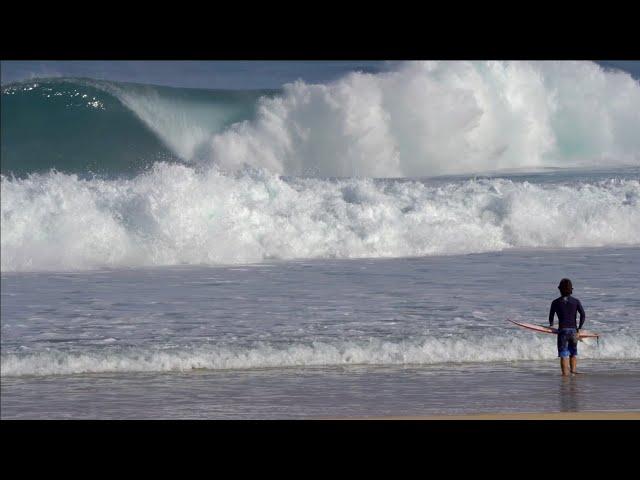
[549,296,585,329]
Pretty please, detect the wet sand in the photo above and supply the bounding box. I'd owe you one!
[345,411,640,420]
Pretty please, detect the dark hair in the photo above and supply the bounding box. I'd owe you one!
[558,278,573,296]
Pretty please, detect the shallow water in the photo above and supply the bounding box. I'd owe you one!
[2,247,639,418]
[2,361,639,419]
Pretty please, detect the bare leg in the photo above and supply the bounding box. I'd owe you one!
[570,356,578,374]
[560,358,570,376]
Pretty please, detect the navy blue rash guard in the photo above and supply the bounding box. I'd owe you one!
[549,296,586,329]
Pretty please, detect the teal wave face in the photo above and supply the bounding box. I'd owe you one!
[1,79,274,177]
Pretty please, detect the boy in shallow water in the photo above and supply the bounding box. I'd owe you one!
[549,278,586,376]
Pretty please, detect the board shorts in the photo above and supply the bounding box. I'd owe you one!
[557,328,578,358]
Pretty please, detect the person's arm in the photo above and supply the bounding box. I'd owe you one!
[577,300,585,330]
[549,301,556,327]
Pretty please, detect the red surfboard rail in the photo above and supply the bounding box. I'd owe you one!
[507,319,599,339]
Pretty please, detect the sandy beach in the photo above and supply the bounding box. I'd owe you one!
[343,411,640,420]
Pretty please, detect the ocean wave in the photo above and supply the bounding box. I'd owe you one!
[2,165,639,271]
[209,61,640,176]
[1,78,272,176]
[3,61,640,178]
[2,334,637,377]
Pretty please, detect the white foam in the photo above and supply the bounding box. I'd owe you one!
[2,166,639,271]
[80,62,640,177]
[202,61,640,176]
[2,333,638,377]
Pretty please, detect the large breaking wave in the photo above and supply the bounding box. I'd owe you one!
[2,164,639,271]
[208,61,640,176]
[2,61,640,272]
[2,61,640,177]
[1,78,274,176]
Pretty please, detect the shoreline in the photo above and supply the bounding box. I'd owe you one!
[337,411,640,420]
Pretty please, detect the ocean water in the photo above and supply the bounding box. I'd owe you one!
[2,249,640,418]
[1,61,639,418]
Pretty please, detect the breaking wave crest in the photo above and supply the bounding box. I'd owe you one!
[2,164,639,271]
[208,61,640,176]
[2,333,637,377]
[3,61,640,272]
[3,61,639,178]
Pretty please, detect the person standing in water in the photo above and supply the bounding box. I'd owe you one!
[549,278,586,376]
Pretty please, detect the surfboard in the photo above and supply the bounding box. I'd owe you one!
[508,319,599,340]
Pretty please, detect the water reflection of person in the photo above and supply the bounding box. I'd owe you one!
[559,376,580,412]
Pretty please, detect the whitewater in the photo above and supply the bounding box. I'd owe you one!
[3,61,640,178]
[2,60,640,272]
[2,166,640,272]
[2,61,639,418]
